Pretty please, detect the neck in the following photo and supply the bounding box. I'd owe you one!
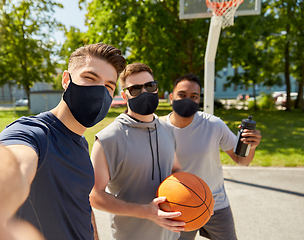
[169,111,195,128]
[50,100,86,136]
[126,108,154,122]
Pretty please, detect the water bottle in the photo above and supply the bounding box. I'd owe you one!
[234,116,256,157]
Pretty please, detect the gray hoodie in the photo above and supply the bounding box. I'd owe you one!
[95,113,180,240]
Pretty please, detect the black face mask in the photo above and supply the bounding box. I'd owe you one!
[63,75,113,127]
[172,98,199,118]
[128,92,159,115]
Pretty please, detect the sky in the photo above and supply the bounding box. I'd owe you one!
[53,1,88,44]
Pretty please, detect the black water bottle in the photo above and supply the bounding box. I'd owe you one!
[234,116,256,157]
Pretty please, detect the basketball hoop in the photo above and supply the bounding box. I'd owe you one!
[206,0,244,28]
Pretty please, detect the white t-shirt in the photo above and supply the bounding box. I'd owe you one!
[165,111,237,211]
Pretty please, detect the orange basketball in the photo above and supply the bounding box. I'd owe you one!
[156,172,214,232]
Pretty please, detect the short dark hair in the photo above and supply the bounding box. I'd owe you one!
[173,73,202,90]
[119,62,154,89]
[68,43,126,78]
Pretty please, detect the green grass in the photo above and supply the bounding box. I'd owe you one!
[1,103,303,167]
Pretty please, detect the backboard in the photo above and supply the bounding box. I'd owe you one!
[180,0,261,19]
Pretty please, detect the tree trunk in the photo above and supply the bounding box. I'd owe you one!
[252,82,257,111]
[284,33,291,111]
[284,4,292,111]
[25,85,30,109]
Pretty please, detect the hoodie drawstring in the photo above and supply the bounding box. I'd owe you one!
[147,124,161,183]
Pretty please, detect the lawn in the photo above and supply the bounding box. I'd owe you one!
[1,103,303,167]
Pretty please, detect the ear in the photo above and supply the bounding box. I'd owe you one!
[62,71,70,90]
[169,92,173,105]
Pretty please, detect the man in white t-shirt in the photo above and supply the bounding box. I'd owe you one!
[160,73,262,240]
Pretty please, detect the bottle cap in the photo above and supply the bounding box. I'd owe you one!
[241,116,256,130]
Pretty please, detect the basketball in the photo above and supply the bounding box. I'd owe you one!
[156,172,214,232]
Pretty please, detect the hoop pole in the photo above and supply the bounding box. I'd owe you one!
[204,16,222,115]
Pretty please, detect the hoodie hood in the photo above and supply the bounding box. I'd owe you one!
[115,113,160,130]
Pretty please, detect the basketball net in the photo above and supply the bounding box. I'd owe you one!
[206,0,244,28]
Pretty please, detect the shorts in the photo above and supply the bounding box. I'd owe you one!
[178,205,237,240]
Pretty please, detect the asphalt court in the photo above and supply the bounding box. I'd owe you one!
[93,166,304,240]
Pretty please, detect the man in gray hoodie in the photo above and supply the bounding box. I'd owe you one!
[90,62,185,240]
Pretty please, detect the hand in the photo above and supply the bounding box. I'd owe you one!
[1,219,45,240]
[238,125,262,149]
[144,197,185,233]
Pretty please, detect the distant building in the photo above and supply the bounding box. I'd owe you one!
[0,68,63,113]
[213,63,298,99]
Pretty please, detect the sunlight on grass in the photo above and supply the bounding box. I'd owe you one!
[1,104,303,167]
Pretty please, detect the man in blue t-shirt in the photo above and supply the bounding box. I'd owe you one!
[0,43,126,240]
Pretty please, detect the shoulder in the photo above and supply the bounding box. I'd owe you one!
[158,115,168,122]
[0,114,51,160]
[1,115,50,140]
[95,118,125,142]
[156,117,174,137]
[196,111,226,125]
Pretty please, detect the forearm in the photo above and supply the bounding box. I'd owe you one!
[236,147,255,166]
[90,190,148,219]
[91,210,99,240]
[0,146,30,223]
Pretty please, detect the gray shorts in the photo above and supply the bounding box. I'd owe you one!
[178,205,237,240]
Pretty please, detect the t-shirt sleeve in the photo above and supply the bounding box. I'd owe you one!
[218,119,237,152]
[0,117,50,167]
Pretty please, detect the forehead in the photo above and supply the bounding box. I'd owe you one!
[72,56,117,80]
[125,71,154,87]
[174,80,200,94]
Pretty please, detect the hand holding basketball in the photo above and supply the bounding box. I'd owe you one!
[156,172,214,232]
[144,196,186,233]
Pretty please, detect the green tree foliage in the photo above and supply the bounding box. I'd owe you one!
[78,0,303,112]
[0,0,63,107]
[83,0,230,92]
[221,1,282,110]
[258,0,303,111]
[59,26,88,71]
[289,0,304,110]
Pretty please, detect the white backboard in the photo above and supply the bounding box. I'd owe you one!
[180,0,261,19]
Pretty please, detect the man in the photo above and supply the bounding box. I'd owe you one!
[160,73,262,240]
[0,43,126,240]
[90,62,185,240]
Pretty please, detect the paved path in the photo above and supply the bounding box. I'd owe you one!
[94,166,304,240]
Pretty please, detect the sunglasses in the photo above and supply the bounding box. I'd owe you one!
[124,81,158,96]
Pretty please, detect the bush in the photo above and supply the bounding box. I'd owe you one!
[248,92,276,110]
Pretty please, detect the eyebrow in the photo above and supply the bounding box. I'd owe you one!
[177,90,199,96]
[82,71,117,86]
[82,70,99,78]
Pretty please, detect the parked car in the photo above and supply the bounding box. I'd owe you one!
[15,98,28,106]
[236,93,251,101]
[272,91,285,102]
[276,92,297,107]
[111,96,127,108]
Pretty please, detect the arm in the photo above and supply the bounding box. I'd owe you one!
[226,128,262,166]
[91,210,99,240]
[89,140,185,232]
[0,145,38,236]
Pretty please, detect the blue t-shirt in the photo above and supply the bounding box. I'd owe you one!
[0,112,94,240]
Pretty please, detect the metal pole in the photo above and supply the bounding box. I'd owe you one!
[204,16,222,115]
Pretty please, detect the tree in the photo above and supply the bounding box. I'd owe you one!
[221,1,282,110]
[83,0,229,92]
[289,1,304,111]
[264,0,303,111]
[59,26,88,71]
[0,0,63,108]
